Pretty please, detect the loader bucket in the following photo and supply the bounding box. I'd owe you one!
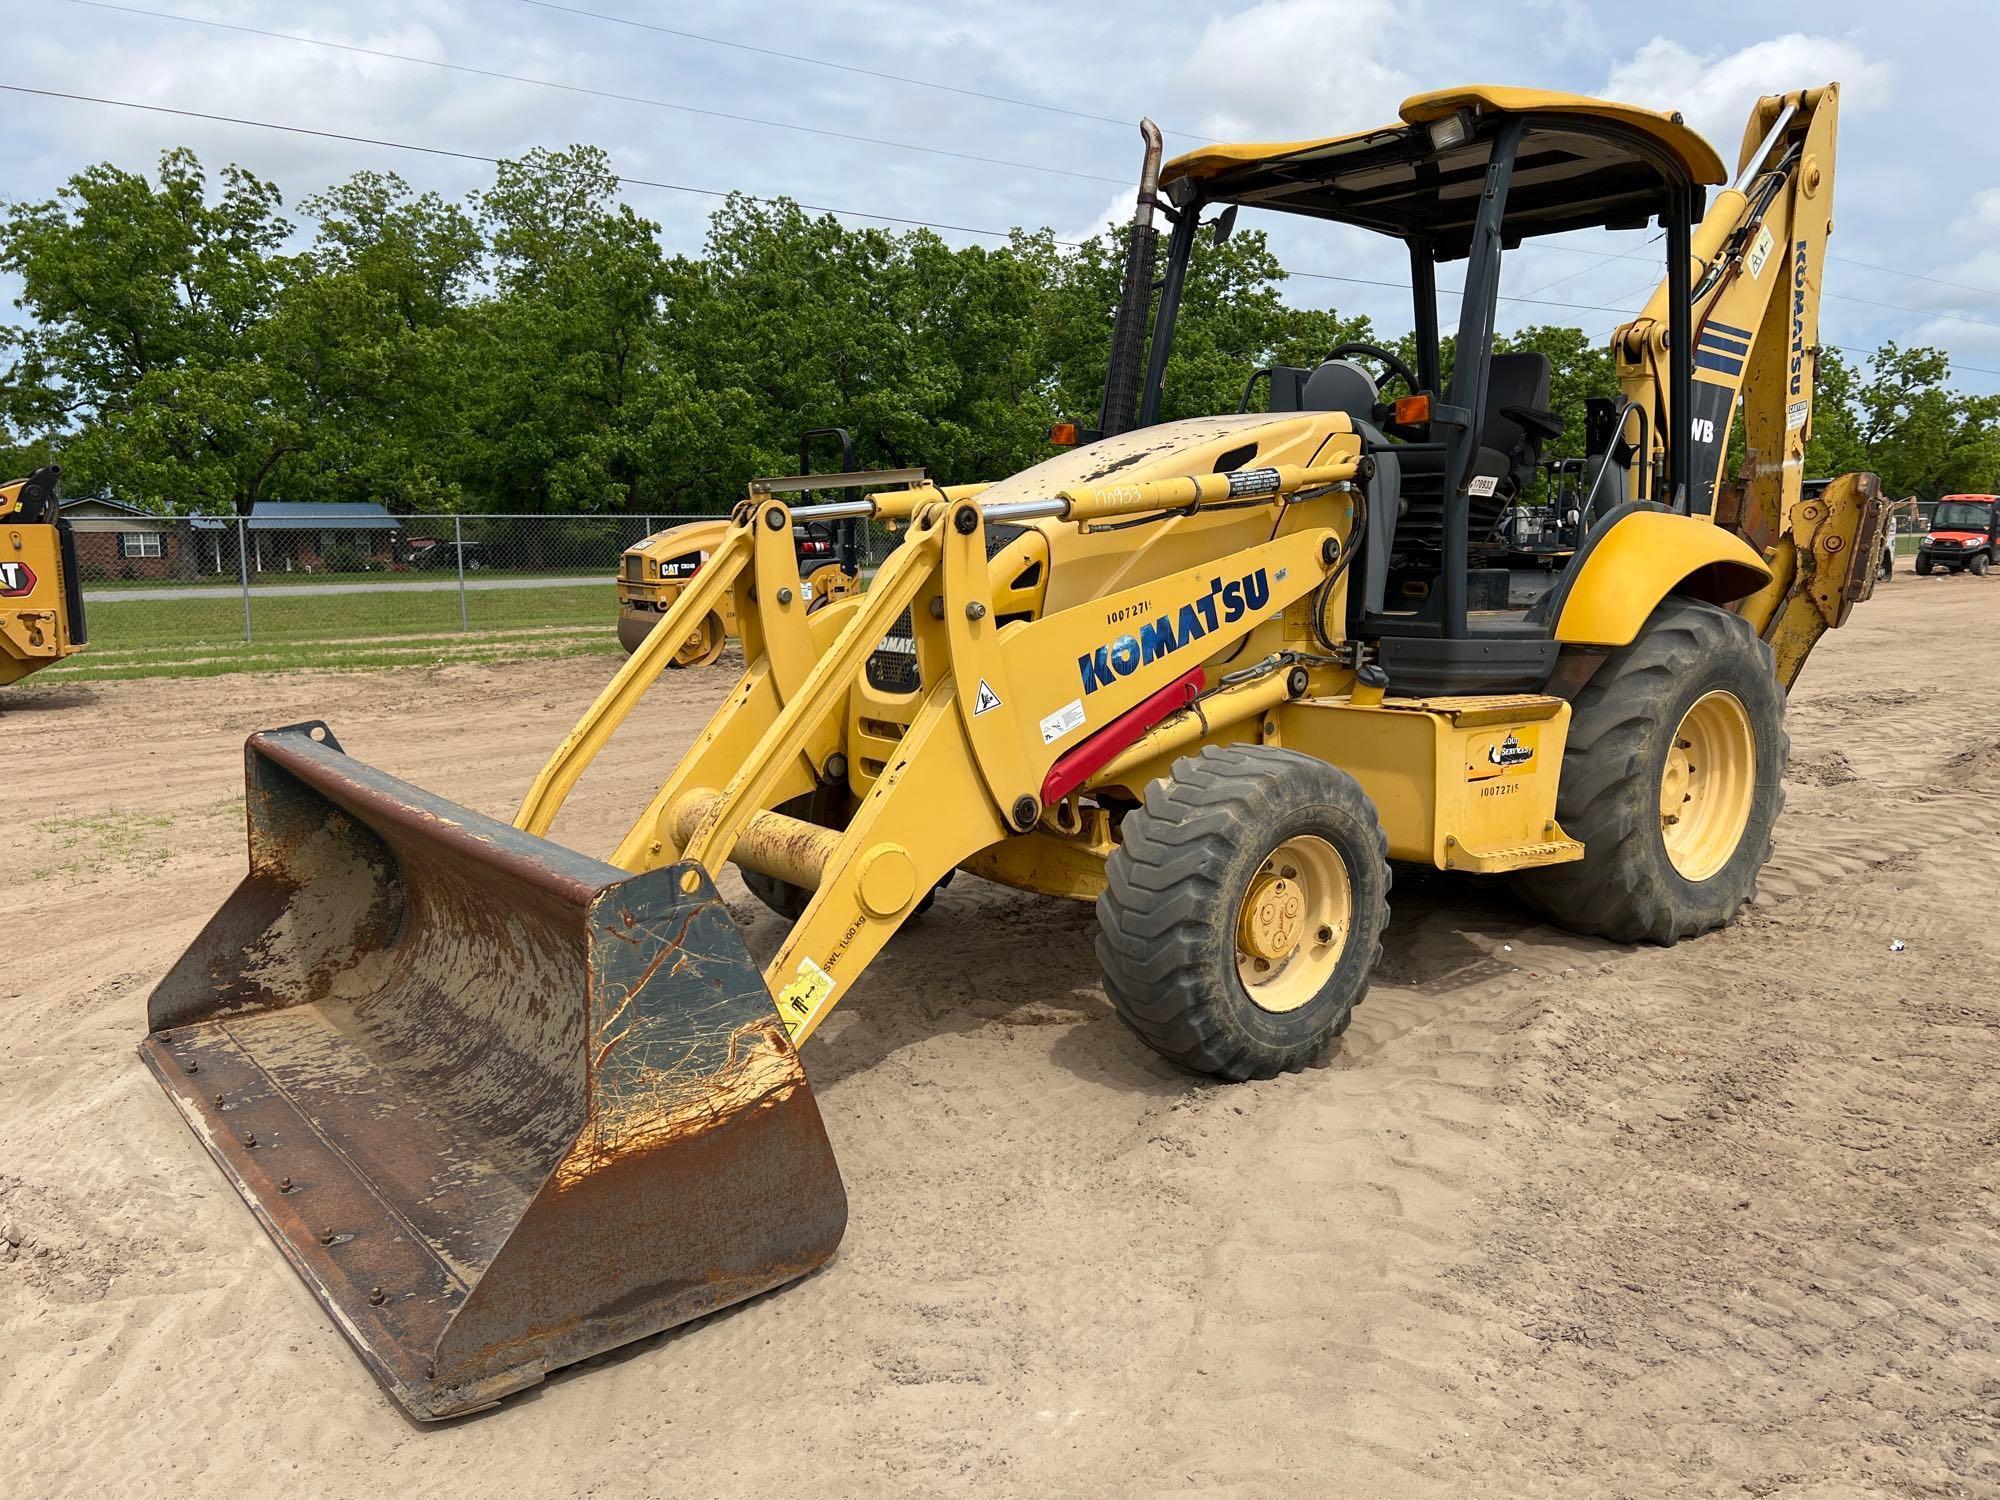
[140,723,846,1420]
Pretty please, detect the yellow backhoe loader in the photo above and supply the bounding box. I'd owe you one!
[145,84,1885,1419]
[617,428,872,664]
[1,466,87,685]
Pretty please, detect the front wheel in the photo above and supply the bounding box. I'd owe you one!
[1916,554,1934,576]
[1095,745,1391,1080]
[1973,552,1991,577]
[1514,600,1786,945]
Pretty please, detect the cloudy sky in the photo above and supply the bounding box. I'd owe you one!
[7,0,2000,391]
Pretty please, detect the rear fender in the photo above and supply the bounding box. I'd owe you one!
[1550,507,1772,647]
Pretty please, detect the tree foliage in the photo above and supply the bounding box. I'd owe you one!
[5,145,1995,513]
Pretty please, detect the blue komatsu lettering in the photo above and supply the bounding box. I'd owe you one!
[1079,646,1114,693]
[1241,568,1270,612]
[1221,578,1245,621]
[1195,583,1221,632]
[1110,634,1140,676]
[1139,615,1177,665]
[1175,601,1203,643]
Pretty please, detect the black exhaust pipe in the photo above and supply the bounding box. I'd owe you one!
[1096,119,1164,440]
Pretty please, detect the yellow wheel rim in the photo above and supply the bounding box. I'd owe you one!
[672,610,727,668]
[1235,835,1352,1014]
[1660,689,1756,882]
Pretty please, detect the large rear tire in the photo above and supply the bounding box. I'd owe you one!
[1095,745,1390,1081]
[1514,599,1785,945]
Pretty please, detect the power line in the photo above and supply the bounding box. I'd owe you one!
[510,0,1190,139]
[1823,287,2000,332]
[0,84,1057,240]
[61,0,1128,188]
[12,83,2000,382]
[1830,254,2000,303]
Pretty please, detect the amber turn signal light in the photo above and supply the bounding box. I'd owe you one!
[1393,393,1432,425]
[1048,421,1079,447]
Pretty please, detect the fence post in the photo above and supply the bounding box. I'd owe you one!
[235,514,253,643]
[454,514,469,631]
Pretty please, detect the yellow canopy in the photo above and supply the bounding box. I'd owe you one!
[1163,85,1726,187]
[1158,86,1726,255]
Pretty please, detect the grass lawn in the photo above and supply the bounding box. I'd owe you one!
[42,581,623,681]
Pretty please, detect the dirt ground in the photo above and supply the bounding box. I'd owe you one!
[2,573,1995,1498]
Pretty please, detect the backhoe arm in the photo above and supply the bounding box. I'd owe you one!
[1608,83,1882,685]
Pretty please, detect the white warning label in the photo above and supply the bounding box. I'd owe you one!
[1040,698,1086,745]
[973,679,1003,715]
[1748,225,1774,280]
[1786,398,1810,431]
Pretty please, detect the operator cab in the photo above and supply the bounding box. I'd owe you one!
[1139,87,1727,692]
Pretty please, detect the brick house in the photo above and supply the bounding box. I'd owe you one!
[190,501,406,575]
[60,497,189,580]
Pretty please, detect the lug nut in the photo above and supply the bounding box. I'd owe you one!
[243,1133,257,1147]
[777,587,793,605]
[1317,925,1335,944]
[369,1286,386,1306]
[965,601,987,620]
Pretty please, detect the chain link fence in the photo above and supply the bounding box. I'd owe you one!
[61,510,903,678]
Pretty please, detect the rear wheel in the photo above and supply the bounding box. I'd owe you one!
[1513,599,1786,945]
[1095,745,1390,1080]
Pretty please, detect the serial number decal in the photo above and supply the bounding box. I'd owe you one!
[1104,600,1152,626]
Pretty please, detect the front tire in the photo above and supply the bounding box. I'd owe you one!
[1095,746,1391,1080]
[1973,552,1991,577]
[1514,600,1786,945]
[1916,554,1934,576]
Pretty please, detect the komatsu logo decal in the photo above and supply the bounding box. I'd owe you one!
[1789,239,1809,396]
[1078,568,1269,694]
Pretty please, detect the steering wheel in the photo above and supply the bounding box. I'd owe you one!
[1327,341,1420,396]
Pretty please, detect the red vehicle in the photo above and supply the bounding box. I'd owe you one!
[1917,495,1999,576]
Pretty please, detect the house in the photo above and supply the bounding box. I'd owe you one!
[189,501,405,575]
[60,497,190,581]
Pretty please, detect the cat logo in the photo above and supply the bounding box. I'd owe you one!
[0,561,35,598]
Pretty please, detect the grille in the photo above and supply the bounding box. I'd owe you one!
[866,608,921,695]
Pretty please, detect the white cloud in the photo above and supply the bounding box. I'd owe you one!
[1174,0,1416,141]
[1602,33,1895,169]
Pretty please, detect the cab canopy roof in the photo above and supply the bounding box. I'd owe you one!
[1159,85,1728,258]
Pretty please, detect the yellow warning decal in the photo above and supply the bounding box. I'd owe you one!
[776,956,837,1037]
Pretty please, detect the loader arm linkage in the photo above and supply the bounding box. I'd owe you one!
[525,459,1361,1043]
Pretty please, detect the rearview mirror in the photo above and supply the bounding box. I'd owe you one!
[1210,204,1238,246]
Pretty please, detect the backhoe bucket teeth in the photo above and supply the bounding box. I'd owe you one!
[140,723,846,1420]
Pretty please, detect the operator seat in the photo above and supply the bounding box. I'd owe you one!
[1299,358,1378,423]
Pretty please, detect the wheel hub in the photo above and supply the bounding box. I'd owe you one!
[1234,836,1353,1013]
[1237,874,1306,961]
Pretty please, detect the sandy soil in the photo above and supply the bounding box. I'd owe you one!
[2,574,1995,1498]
